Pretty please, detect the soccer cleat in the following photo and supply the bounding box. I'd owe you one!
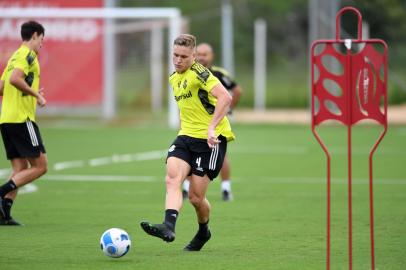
[0,216,22,226]
[140,221,175,242]
[183,230,211,251]
[222,190,233,201]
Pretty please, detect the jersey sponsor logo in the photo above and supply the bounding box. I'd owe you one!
[174,90,192,102]
[183,79,188,89]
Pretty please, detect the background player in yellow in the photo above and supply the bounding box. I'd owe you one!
[182,42,243,201]
[140,34,234,251]
[0,21,47,225]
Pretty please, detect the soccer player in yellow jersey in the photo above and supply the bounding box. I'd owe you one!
[0,21,47,225]
[182,43,243,201]
[141,34,235,251]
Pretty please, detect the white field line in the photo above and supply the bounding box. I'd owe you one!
[53,150,167,171]
[54,160,85,170]
[0,168,11,177]
[18,183,38,194]
[88,157,111,167]
[230,146,308,155]
[41,174,155,182]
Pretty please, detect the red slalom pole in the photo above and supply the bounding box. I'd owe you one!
[311,129,332,270]
[347,125,353,270]
[368,126,388,269]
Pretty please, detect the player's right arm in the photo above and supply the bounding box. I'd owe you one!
[9,68,46,107]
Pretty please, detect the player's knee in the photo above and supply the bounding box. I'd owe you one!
[40,164,48,175]
[37,165,47,176]
[165,174,181,190]
[188,193,204,206]
[36,160,48,176]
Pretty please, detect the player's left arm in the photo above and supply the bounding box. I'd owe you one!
[230,84,242,109]
[207,83,232,148]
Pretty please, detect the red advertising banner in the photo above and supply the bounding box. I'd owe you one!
[0,0,103,106]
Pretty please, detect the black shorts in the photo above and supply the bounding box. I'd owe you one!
[167,135,227,180]
[0,120,46,160]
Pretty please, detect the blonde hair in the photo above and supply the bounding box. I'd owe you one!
[174,34,196,49]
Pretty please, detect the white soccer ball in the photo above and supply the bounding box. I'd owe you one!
[100,228,131,258]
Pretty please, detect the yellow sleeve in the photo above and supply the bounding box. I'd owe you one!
[13,52,30,75]
[200,72,220,92]
[0,69,5,81]
[191,62,221,93]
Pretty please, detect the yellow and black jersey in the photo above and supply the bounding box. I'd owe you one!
[210,65,237,91]
[169,62,235,142]
[0,45,40,123]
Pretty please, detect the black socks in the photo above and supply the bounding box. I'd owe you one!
[164,209,178,232]
[163,209,209,238]
[0,179,17,198]
[197,220,209,238]
[0,180,17,220]
[164,209,179,232]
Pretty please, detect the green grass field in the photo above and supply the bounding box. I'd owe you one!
[0,123,405,269]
